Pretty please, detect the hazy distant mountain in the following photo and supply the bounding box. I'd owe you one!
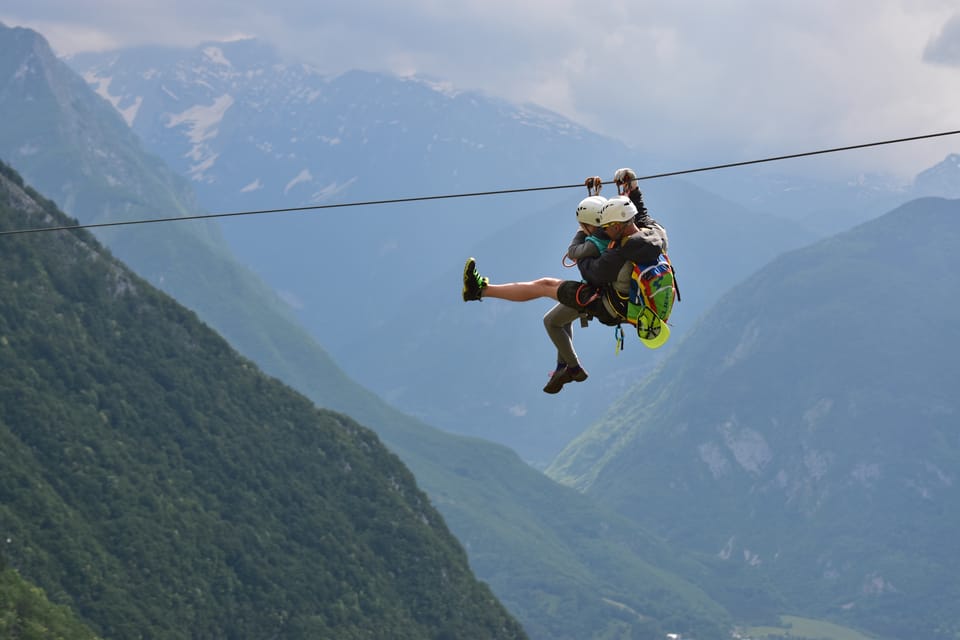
[912,153,960,198]
[67,38,822,463]
[549,196,960,639]
[350,176,821,462]
[0,157,738,639]
[0,26,737,638]
[0,22,370,419]
[687,166,911,236]
[67,38,631,344]
[685,148,960,238]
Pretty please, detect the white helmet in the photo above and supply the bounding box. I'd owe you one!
[599,196,637,226]
[576,196,607,226]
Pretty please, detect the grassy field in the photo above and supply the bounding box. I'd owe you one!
[746,615,876,640]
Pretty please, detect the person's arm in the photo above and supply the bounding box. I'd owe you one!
[567,240,601,261]
[577,246,629,285]
[566,229,590,259]
[566,229,608,260]
[614,167,651,221]
[627,187,650,220]
[578,235,663,284]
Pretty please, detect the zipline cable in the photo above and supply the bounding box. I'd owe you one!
[634,129,960,179]
[2,128,959,238]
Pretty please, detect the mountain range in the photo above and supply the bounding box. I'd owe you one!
[5,20,960,639]
[0,153,739,639]
[65,37,832,464]
[0,23,738,639]
[65,37,960,464]
[0,160,526,639]
[549,196,960,639]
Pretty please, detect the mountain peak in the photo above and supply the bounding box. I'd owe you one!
[0,22,57,63]
[913,152,960,198]
[193,36,282,69]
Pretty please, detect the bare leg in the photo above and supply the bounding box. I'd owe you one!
[482,277,563,302]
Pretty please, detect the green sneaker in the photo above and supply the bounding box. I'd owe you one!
[462,257,488,301]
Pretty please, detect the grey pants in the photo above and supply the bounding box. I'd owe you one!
[543,302,584,368]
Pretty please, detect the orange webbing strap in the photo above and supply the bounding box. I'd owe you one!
[575,283,600,306]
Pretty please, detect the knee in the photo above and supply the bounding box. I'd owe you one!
[534,277,561,287]
[543,303,565,329]
[533,277,562,300]
[543,312,554,330]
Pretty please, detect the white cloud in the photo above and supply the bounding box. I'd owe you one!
[4,1,960,179]
[924,12,960,65]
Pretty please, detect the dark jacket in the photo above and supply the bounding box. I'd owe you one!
[566,229,610,261]
[576,188,668,288]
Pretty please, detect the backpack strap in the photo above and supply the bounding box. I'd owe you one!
[663,253,681,303]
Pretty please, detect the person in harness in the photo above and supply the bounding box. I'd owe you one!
[573,169,673,344]
[541,186,609,392]
[462,168,676,393]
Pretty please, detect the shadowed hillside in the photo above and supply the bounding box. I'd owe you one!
[549,197,960,638]
[0,162,526,639]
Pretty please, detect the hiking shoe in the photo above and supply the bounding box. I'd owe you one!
[542,365,588,394]
[462,257,488,301]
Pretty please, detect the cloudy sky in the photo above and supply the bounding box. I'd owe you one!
[4,1,960,181]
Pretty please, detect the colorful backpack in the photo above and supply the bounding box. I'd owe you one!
[625,253,679,349]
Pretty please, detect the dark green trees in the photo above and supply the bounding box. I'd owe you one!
[0,163,526,638]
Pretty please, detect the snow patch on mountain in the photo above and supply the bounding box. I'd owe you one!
[186,149,219,182]
[166,94,233,143]
[510,103,588,136]
[83,71,143,126]
[311,177,356,202]
[284,169,312,194]
[202,46,232,67]
[166,94,234,180]
[240,179,262,193]
[720,420,772,474]
[403,75,461,98]
[699,441,731,478]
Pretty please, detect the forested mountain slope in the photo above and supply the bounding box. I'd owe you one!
[549,197,960,639]
[0,25,746,638]
[0,162,525,639]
